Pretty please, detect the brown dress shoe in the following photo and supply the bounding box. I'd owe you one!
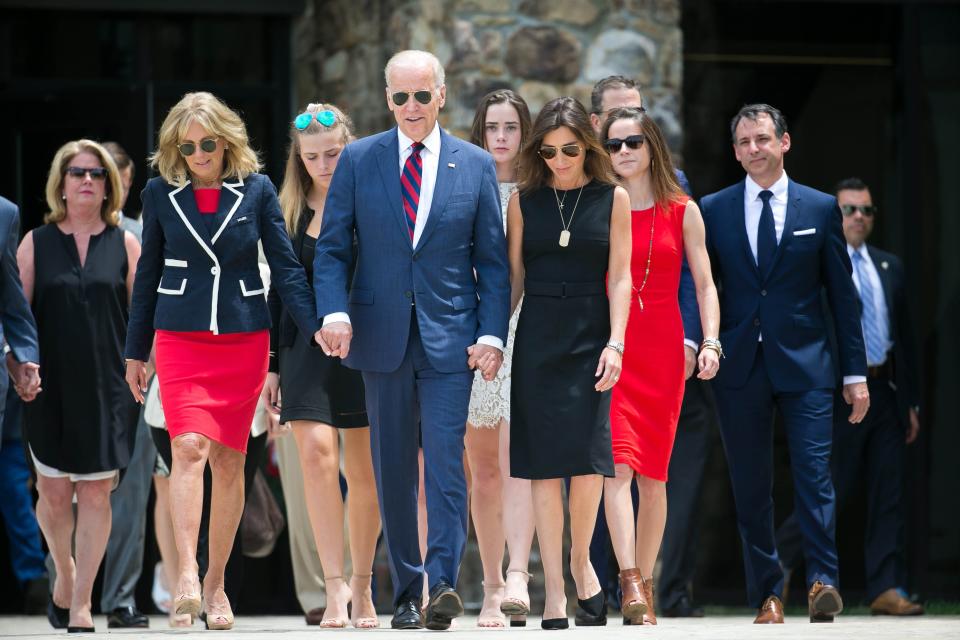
[618,568,648,620]
[808,581,843,622]
[870,589,924,616]
[305,607,325,625]
[754,595,784,624]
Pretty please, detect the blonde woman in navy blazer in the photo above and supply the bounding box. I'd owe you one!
[123,92,321,630]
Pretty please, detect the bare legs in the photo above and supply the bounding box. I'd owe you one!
[36,475,113,629]
[532,475,604,621]
[499,418,535,616]
[153,475,191,626]
[604,465,667,578]
[292,422,380,628]
[465,423,505,626]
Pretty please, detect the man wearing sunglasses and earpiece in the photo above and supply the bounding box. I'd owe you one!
[314,49,510,631]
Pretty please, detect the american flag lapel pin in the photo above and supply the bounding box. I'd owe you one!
[448,162,456,168]
[881,261,889,270]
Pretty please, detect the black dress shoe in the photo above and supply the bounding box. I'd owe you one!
[47,595,69,629]
[391,597,424,630]
[424,581,463,630]
[662,595,705,618]
[574,589,607,626]
[107,606,149,628]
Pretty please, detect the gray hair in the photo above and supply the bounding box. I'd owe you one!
[384,50,445,88]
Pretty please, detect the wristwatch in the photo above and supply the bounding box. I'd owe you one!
[605,340,625,355]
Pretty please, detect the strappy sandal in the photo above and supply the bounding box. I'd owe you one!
[350,574,379,629]
[320,576,350,628]
[500,569,531,627]
[478,581,507,628]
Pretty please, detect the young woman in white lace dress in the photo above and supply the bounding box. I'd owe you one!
[465,90,536,628]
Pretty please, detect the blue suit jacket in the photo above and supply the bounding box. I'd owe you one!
[0,196,39,365]
[124,173,318,361]
[314,127,510,374]
[700,178,866,391]
[675,169,701,345]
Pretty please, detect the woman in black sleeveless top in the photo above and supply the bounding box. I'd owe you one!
[507,98,632,629]
[18,140,141,632]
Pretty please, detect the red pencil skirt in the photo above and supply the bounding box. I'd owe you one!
[154,329,269,454]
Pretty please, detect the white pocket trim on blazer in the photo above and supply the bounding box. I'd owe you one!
[239,279,266,297]
[157,278,187,295]
[793,228,817,236]
[164,258,188,267]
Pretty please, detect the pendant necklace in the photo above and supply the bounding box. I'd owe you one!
[633,204,656,310]
[553,182,585,247]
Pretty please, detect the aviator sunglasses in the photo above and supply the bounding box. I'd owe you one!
[390,90,434,106]
[538,144,582,160]
[65,166,108,180]
[177,138,219,157]
[603,134,646,153]
[840,204,877,217]
[295,109,337,130]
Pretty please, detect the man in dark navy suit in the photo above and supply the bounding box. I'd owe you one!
[700,105,869,623]
[776,178,924,616]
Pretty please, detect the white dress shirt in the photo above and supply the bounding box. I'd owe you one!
[744,171,789,262]
[848,243,892,365]
[323,123,503,351]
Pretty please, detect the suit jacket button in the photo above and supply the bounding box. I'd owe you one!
[404,290,412,298]
[211,266,219,275]
[754,318,761,326]
[761,289,767,296]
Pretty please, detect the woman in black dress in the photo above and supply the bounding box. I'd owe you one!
[262,103,380,628]
[19,140,141,632]
[507,98,632,628]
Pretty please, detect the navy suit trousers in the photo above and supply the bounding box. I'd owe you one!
[362,313,472,604]
[713,344,838,607]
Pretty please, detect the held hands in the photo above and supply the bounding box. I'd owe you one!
[696,348,720,380]
[125,359,148,403]
[6,354,41,401]
[467,344,503,381]
[843,381,870,423]
[595,347,622,392]
[318,322,352,359]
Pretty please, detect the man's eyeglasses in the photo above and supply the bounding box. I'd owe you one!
[391,90,434,106]
[65,167,108,180]
[178,138,219,157]
[538,144,582,160]
[295,110,337,130]
[840,204,877,217]
[603,135,646,153]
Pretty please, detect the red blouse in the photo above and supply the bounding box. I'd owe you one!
[193,188,220,214]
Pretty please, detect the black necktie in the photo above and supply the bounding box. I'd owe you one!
[757,190,776,274]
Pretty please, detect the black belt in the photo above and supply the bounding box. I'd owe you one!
[866,355,894,379]
[524,280,606,298]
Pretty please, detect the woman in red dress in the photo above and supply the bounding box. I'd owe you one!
[124,92,321,630]
[601,108,720,624]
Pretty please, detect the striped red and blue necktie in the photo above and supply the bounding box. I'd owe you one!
[401,141,424,242]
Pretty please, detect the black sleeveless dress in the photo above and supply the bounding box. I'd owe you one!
[268,210,367,427]
[25,224,138,473]
[509,181,616,479]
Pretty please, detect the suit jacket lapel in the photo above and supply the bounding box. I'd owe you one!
[169,182,213,247]
[732,182,760,280]
[376,131,411,244]
[416,131,458,252]
[868,245,895,326]
[764,180,800,280]
[211,176,245,244]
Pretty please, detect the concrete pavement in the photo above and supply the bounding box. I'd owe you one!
[1,615,959,639]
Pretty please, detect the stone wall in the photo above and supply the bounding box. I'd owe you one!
[293,0,683,151]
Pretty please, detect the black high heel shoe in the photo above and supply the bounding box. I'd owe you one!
[47,595,69,629]
[67,625,95,633]
[540,617,569,630]
[575,589,607,626]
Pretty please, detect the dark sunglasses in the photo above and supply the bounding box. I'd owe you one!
[840,204,877,217]
[391,90,434,106]
[65,166,108,180]
[538,144,582,160]
[603,134,646,153]
[177,138,218,157]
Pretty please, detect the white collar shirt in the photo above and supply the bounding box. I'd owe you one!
[744,171,790,262]
[397,123,441,250]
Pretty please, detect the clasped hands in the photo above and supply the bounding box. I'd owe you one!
[467,344,503,381]
[6,354,41,401]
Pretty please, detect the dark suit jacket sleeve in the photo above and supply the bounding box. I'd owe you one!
[267,271,281,373]
[124,183,164,361]
[0,203,38,363]
[821,198,867,378]
[889,253,921,409]
[678,258,701,345]
[471,155,510,344]
[314,145,357,319]
[258,178,319,340]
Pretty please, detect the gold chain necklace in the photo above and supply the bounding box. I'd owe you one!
[633,204,656,310]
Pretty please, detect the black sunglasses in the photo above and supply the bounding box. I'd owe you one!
[840,204,877,217]
[603,134,646,153]
[65,166,108,180]
[178,138,219,157]
[538,144,582,160]
[391,90,434,106]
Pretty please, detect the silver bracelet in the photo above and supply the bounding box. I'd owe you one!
[605,340,625,355]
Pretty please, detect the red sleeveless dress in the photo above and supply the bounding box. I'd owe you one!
[610,199,688,481]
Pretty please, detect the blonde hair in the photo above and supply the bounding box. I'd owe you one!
[278,103,354,236]
[44,139,122,225]
[150,92,262,186]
